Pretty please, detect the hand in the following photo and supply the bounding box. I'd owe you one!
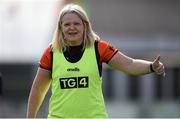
[152,55,165,76]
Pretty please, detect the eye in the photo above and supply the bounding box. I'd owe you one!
[74,22,81,26]
[63,23,70,27]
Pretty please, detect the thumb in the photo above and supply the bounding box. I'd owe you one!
[153,55,161,67]
[154,55,160,63]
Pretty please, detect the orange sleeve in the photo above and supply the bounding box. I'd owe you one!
[39,45,52,71]
[98,40,118,64]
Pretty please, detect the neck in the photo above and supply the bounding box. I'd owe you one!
[65,41,84,52]
[67,40,83,46]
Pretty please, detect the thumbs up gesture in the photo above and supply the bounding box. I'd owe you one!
[152,55,165,76]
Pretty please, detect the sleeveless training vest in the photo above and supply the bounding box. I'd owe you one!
[48,44,108,118]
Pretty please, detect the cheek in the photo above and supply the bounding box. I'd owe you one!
[62,27,66,32]
[62,28,68,35]
[80,26,85,34]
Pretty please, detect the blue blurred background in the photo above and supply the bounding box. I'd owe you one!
[0,0,180,118]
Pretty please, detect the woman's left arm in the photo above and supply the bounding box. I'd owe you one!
[108,51,165,76]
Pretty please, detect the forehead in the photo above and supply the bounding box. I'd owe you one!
[62,12,82,23]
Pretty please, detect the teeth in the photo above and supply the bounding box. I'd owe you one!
[69,32,77,35]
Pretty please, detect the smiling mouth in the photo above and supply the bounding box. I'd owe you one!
[68,32,78,35]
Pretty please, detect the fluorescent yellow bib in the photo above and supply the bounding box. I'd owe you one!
[48,44,108,118]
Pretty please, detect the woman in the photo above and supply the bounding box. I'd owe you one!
[27,4,165,118]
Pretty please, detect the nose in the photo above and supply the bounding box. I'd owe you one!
[69,24,75,30]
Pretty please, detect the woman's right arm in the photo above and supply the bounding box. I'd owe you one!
[27,67,51,118]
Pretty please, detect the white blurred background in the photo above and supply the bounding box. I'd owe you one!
[0,0,180,118]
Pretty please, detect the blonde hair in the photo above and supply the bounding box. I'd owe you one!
[52,4,99,52]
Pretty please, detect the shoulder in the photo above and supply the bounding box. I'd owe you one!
[96,39,118,64]
[95,39,113,52]
[39,44,53,71]
[97,39,110,46]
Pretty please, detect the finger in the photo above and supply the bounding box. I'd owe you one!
[157,70,165,75]
[153,55,161,69]
[156,64,164,71]
[154,55,161,63]
[157,67,164,75]
[156,66,165,76]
